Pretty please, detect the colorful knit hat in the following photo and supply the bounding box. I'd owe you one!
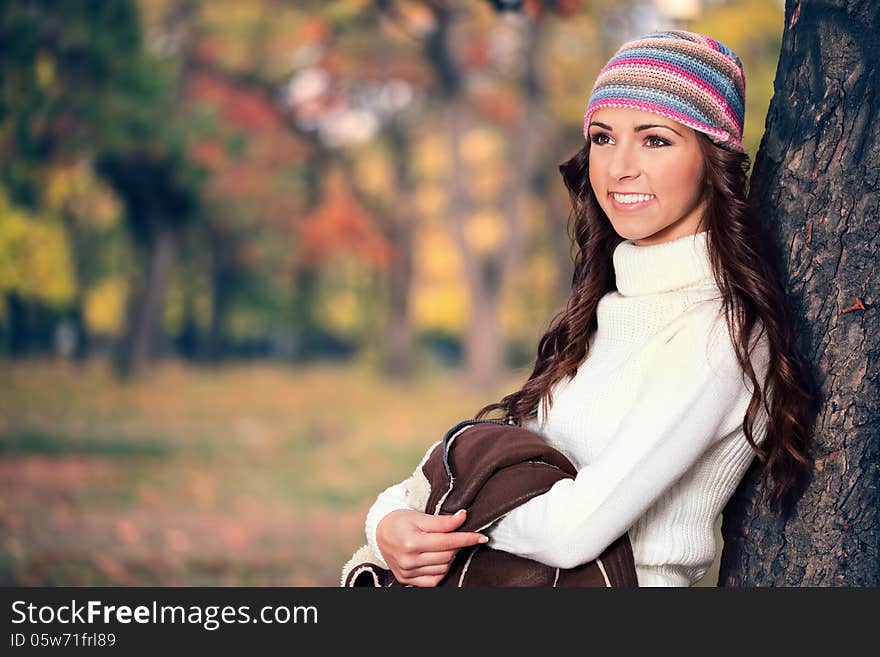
[583,30,746,153]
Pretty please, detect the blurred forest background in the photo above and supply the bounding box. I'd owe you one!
[1,0,784,586]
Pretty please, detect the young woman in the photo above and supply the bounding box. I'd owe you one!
[363,30,817,587]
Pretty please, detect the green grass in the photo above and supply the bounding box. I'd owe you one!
[0,430,171,459]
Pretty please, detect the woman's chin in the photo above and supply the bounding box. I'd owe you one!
[609,223,657,243]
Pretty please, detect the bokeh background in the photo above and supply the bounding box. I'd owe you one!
[1,0,784,586]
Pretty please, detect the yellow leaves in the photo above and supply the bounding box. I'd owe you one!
[460,126,503,167]
[655,0,702,20]
[414,185,445,218]
[162,278,184,335]
[226,306,270,340]
[319,285,361,337]
[413,133,451,179]
[35,50,56,88]
[413,221,466,333]
[419,221,458,280]
[469,166,506,202]
[0,199,75,304]
[323,0,372,22]
[314,256,374,338]
[200,1,267,33]
[44,167,73,209]
[687,0,784,156]
[88,187,122,231]
[413,126,505,207]
[465,210,504,255]
[543,18,601,126]
[161,271,213,337]
[413,283,468,334]
[44,161,121,230]
[501,251,558,340]
[352,144,393,202]
[413,215,560,340]
[84,277,127,335]
[688,0,782,44]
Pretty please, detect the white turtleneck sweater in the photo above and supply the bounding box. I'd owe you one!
[364,229,772,587]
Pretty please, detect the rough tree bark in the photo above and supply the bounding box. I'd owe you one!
[719,0,879,586]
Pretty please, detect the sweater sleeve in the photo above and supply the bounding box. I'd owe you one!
[486,307,769,570]
[364,439,441,569]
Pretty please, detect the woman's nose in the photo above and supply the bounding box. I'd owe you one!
[608,144,641,180]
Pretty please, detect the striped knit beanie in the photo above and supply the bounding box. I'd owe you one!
[583,30,746,153]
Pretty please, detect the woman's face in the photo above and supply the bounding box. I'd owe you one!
[587,107,708,246]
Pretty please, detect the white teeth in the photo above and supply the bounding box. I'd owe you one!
[612,193,655,204]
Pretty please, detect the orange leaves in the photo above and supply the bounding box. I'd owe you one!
[193,39,223,64]
[474,87,521,125]
[224,92,281,131]
[548,0,583,16]
[187,71,281,131]
[465,39,491,68]
[184,63,310,226]
[298,193,391,269]
[189,140,229,171]
[296,17,330,46]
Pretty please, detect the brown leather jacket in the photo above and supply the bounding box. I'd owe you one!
[341,419,638,587]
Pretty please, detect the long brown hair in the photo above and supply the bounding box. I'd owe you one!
[475,134,819,515]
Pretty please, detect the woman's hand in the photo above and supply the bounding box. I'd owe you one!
[376,509,488,587]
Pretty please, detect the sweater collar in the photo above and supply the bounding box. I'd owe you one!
[613,229,715,297]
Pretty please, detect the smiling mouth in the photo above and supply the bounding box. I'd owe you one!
[609,192,656,210]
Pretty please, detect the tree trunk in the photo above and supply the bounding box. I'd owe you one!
[719,0,880,586]
[4,292,28,356]
[465,282,504,389]
[381,216,415,379]
[446,97,505,391]
[380,121,417,380]
[207,228,235,363]
[290,264,319,363]
[428,4,543,390]
[116,227,177,379]
[59,209,91,362]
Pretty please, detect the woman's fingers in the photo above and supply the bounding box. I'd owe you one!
[412,530,488,553]
[411,510,488,550]
[414,509,469,533]
[377,509,489,586]
[398,548,459,571]
[406,575,445,587]
[400,563,450,577]
[417,549,458,565]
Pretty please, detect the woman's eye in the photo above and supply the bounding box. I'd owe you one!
[590,133,611,145]
[646,135,670,147]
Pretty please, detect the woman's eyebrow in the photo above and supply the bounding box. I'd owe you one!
[588,121,682,137]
